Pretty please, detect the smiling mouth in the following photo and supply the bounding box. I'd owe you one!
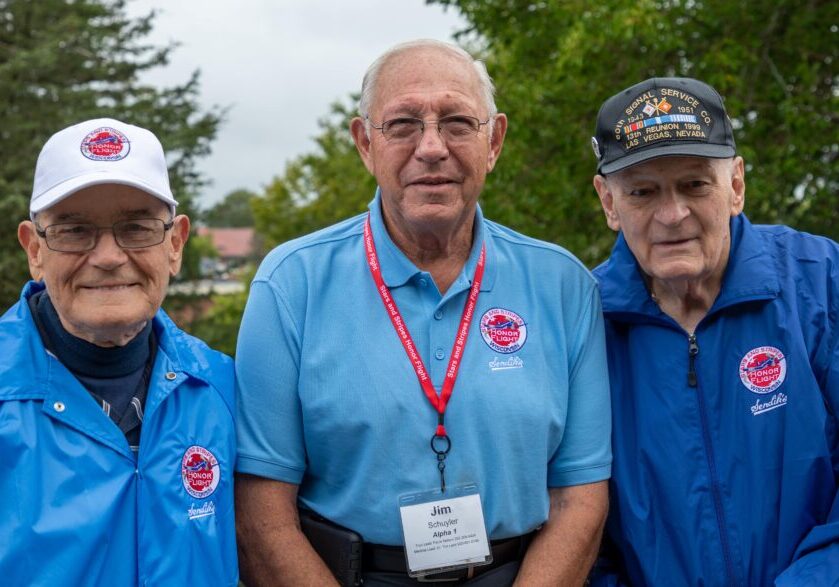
[656,238,695,246]
[411,177,457,186]
[82,284,137,291]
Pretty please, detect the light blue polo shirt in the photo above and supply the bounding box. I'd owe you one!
[235,192,611,545]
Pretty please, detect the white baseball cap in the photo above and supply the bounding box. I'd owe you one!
[30,118,177,217]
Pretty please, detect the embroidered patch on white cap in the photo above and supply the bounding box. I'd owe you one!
[80,126,130,161]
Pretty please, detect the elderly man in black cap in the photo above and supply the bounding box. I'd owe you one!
[589,77,839,585]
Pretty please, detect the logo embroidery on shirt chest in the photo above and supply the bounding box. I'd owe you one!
[479,308,527,354]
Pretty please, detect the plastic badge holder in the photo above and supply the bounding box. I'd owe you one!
[398,483,492,578]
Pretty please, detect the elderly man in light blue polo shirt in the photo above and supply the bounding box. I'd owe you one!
[234,39,612,587]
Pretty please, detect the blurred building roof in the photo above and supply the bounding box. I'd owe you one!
[197,227,255,259]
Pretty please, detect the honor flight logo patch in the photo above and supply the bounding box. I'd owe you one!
[739,346,786,394]
[80,126,130,161]
[181,445,220,499]
[480,308,527,354]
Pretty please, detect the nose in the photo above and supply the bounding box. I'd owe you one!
[653,191,690,226]
[86,228,129,269]
[413,122,449,162]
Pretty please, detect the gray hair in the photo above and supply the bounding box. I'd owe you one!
[358,39,497,131]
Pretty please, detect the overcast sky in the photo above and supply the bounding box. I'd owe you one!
[126,1,468,209]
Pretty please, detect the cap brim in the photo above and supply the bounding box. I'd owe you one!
[599,143,736,175]
[30,170,178,215]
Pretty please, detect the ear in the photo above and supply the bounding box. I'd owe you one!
[350,117,376,176]
[593,175,621,232]
[17,220,45,281]
[167,215,190,276]
[486,113,508,173]
[729,156,745,216]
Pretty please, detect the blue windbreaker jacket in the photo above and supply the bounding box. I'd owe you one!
[0,282,238,586]
[592,214,839,586]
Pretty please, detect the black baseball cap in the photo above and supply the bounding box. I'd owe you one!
[591,77,735,175]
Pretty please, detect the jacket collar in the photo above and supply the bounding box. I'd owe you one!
[367,189,496,294]
[0,281,53,396]
[597,213,779,318]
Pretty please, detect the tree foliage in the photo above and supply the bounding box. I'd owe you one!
[167,288,249,357]
[201,189,257,227]
[253,99,376,250]
[430,0,838,264]
[0,0,221,309]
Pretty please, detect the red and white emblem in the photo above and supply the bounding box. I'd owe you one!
[80,126,130,161]
[739,346,786,394]
[480,307,527,354]
[181,445,220,499]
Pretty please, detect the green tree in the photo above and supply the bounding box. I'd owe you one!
[430,0,838,265]
[168,287,249,357]
[202,189,257,227]
[0,0,221,308]
[253,99,376,249]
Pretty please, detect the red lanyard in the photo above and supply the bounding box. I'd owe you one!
[364,216,485,490]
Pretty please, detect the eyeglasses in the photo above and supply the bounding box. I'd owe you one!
[368,115,490,144]
[35,218,174,252]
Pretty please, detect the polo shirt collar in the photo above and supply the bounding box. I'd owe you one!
[367,189,496,293]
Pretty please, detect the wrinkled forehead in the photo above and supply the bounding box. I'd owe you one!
[372,47,483,112]
[36,183,170,224]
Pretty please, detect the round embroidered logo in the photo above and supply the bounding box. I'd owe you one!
[181,445,220,499]
[480,308,527,354]
[739,346,786,394]
[80,126,130,161]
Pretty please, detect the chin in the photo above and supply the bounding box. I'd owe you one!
[78,307,151,332]
[651,265,707,283]
[408,206,461,225]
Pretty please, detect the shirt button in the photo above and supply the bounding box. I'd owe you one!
[53,401,66,412]
[419,278,428,287]
[435,348,445,360]
[165,372,177,380]
[434,310,443,320]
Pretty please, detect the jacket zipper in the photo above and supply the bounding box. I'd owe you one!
[689,333,738,585]
[688,334,699,387]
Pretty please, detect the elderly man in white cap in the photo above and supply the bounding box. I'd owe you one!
[0,119,238,586]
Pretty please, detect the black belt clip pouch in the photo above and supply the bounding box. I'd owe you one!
[299,509,363,586]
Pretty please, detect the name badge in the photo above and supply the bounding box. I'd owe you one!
[398,484,492,577]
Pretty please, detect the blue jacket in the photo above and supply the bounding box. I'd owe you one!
[0,282,238,586]
[592,214,839,586]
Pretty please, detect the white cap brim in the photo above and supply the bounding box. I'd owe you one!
[30,170,178,216]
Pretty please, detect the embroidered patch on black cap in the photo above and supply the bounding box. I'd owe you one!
[615,87,712,152]
[592,77,736,175]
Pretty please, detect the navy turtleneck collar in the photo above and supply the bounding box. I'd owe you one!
[30,290,152,378]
